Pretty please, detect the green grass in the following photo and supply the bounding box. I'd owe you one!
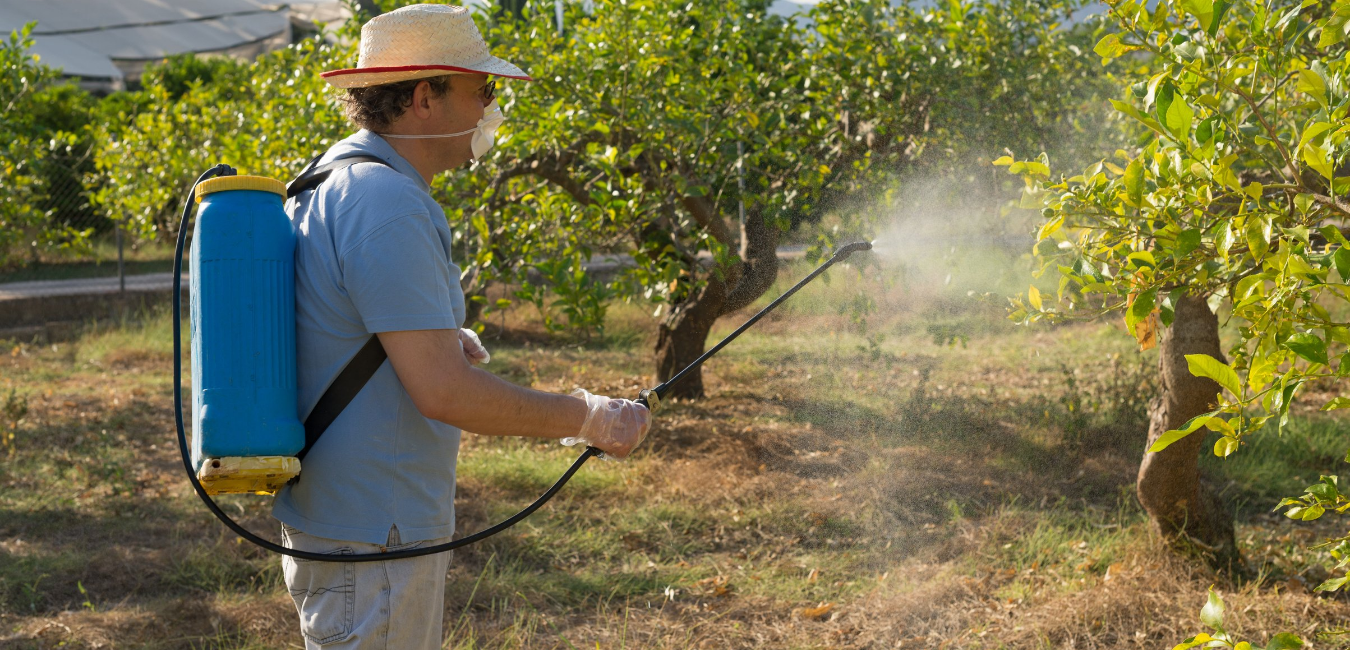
[1,254,1349,647]
[72,306,184,364]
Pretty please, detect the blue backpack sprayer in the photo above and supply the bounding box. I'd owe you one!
[173,161,872,562]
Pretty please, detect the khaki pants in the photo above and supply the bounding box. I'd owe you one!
[281,523,453,649]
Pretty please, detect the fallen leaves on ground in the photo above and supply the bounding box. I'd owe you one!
[801,602,835,621]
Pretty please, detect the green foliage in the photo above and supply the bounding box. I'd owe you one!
[90,35,355,242]
[1001,0,1350,589]
[1173,587,1305,650]
[512,253,616,340]
[1,386,27,458]
[0,23,103,266]
[141,52,250,100]
[80,0,1113,352]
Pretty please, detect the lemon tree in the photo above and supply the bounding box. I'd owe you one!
[1001,0,1350,571]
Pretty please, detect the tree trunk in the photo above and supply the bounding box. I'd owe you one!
[654,277,727,399]
[653,203,781,400]
[1136,295,1239,569]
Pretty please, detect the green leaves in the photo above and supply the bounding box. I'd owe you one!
[1213,435,1240,457]
[1175,229,1202,258]
[1180,0,1231,34]
[1215,220,1236,260]
[1148,410,1219,453]
[1285,332,1329,365]
[1094,33,1140,63]
[1173,633,1216,650]
[1266,633,1305,650]
[1174,589,1304,649]
[1318,0,1350,47]
[1124,158,1145,207]
[1109,99,1169,137]
[1185,354,1242,397]
[1154,82,1193,141]
[1296,69,1328,106]
[0,22,92,265]
[1199,587,1224,630]
[1335,247,1350,281]
[1321,396,1350,411]
[1246,214,1272,261]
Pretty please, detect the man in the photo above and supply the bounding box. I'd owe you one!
[272,5,650,648]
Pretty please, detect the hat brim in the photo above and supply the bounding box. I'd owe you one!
[322,58,532,88]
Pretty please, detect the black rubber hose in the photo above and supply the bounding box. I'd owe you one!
[174,162,866,562]
[173,165,600,562]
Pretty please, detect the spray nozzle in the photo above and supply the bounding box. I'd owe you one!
[831,240,873,259]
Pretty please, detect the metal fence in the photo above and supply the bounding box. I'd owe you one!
[42,143,110,238]
[11,141,134,291]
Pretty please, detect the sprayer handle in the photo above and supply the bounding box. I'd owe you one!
[637,388,661,414]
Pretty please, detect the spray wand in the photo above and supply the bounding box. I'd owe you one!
[174,164,871,561]
[635,240,874,413]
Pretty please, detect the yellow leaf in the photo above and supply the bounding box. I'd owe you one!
[1038,214,1064,241]
[1028,285,1043,311]
[1204,417,1236,436]
[1214,436,1239,458]
[800,602,835,620]
[1135,310,1158,351]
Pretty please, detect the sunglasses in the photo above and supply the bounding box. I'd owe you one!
[479,79,496,103]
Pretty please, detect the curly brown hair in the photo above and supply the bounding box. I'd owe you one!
[339,75,453,131]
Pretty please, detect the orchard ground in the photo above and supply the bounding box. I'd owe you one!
[2,254,1349,649]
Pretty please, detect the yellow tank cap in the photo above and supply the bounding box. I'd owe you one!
[197,455,301,496]
[195,175,287,202]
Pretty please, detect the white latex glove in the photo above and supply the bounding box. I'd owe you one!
[458,328,490,365]
[561,388,651,460]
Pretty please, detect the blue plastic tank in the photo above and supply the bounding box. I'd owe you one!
[190,176,305,470]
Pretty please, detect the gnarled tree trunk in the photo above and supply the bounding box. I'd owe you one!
[654,205,781,399]
[1136,295,1239,568]
[654,279,725,399]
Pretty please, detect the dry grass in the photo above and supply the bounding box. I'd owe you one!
[2,260,1349,649]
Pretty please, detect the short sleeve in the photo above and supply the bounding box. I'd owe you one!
[340,212,459,333]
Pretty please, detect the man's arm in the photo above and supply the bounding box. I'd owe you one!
[378,328,588,439]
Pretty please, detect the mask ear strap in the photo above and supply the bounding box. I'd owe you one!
[380,127,477,140]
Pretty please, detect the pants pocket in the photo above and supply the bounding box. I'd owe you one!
[284,541,356,645]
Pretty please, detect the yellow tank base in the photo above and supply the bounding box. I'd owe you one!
[197,456,301,496]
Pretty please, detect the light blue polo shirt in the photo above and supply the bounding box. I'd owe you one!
[272,130,466,545]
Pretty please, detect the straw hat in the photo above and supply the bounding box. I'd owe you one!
[322,4,531,88]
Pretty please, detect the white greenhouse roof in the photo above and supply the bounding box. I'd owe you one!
[0,0,300,84]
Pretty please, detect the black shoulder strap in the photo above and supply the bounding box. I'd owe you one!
[286,154,391,199]
[290,153,395,462]
[299,335,387,461]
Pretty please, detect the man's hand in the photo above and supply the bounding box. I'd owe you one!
[561,389,651,459]
[457,328,490,365]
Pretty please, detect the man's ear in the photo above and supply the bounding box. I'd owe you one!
[410,80,437,120]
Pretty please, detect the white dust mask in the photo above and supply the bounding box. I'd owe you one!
[379,100,505,159]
